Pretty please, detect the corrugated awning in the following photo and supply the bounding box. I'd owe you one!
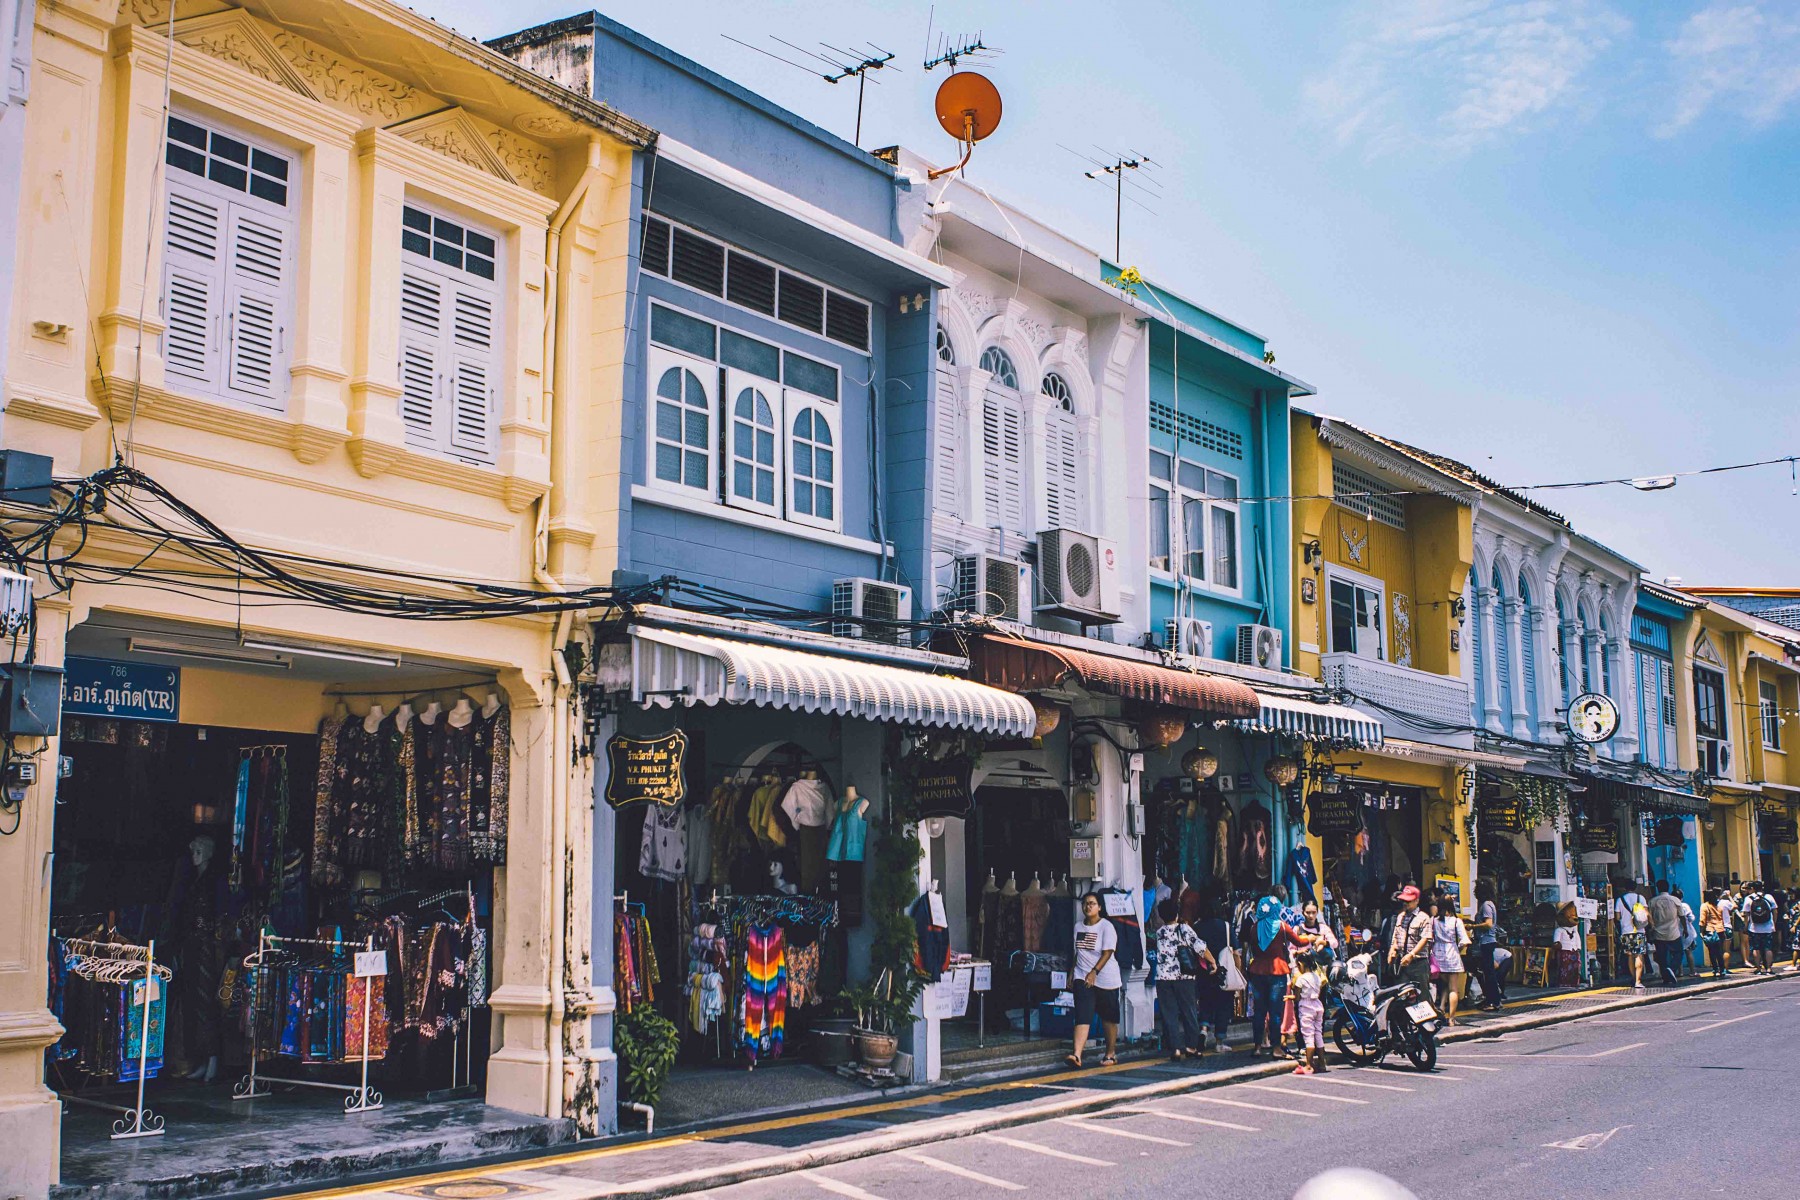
[966,634,1261,719]
[628,627,1037,737]
[1233,691,1383,746]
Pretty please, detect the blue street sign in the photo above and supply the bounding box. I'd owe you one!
[61,656,181,723]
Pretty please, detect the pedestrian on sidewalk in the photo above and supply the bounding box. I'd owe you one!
[1431,897,1471,1024]
[1700,889,1728,977]
[1386,885,1433,995]
[1300,898,1339,961]
[1069,892,1121,1068]
[1675,887,1701,977]
[1786,891,1800,973]
[1290,948,1329,1076]
[1468,879,1506,1011]
[1742,881,1779,975]
[1649,880,1683,986]
[1152,898,1210,1061]
[1247,891,1316,1058]
[1195,900,1237,1051]
[1718,887,1738,972]
[1613,879,1652,991]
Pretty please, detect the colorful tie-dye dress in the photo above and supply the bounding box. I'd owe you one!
[741,923,787,1063]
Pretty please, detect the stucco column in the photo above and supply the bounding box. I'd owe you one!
[1501,596,1528,739]
[581,708,619,1135]
[287,133,354,461]
[1089,719,1151,1037]
[1477,587,1504,732]
[345,131,410,478]
[0,597,70,1200]
[1609,635,1639,762]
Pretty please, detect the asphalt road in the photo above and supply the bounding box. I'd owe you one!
[690,975,1800,1200]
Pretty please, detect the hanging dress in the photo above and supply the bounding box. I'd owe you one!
[741,923,787,1064]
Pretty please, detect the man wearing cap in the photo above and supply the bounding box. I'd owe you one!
[1386,885,1433,991]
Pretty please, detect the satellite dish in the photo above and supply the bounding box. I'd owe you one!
[935,71,1002,143]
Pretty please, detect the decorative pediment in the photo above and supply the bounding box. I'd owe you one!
[173,10,319,102]
[391,109,516,185]
[1695,630,1725,667]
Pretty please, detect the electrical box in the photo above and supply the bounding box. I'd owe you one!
[1069,837,1099,879]
[2,664,63,737]
[0,450,54,507]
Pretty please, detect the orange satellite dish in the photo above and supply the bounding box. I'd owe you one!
[929,71,1003,179]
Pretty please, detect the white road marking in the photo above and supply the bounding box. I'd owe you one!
[1184,1095,1320,1118]
[1438,1041,1647,1060]
[979,1134,1114,1166]
[1305,1075,1413,1092]
[803,1172,888,1200]
[900,1153,1026,1190]
[1055,1117,1189,1146]
[1689,1010,1771,1033]
[1122,1106,1260,1132]
[1431,1061,1502,1071]
[1587,1041,1651,1057]
[1244,1083,1368,1104]
[1395,1070,1463,1080]
[1545,1125,1631,1151]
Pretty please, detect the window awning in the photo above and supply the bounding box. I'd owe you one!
[628,627,1038,737]
[1233,691,1383,747]
[965,634,1261,719]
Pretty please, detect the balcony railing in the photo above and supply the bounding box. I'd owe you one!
[1320,652,1474,750]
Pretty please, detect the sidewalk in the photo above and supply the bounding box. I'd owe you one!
[287,964,1788,1200]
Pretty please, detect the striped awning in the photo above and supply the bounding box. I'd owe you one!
[1234,691,1384,746]
[627,627,1037,737]
[965,634,1261,719]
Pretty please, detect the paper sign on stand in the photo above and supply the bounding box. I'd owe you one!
[355,950,389,978]
[972,962,992,992]
[949,968,973,1017]
[1102,892,1134,917]
[1049,970,1069,990]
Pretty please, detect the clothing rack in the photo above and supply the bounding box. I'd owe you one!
[56,938,169,1140]
[233,932,384,1114]
[321,677,499,698]
[704,893,838,930]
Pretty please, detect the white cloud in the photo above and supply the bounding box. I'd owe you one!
[1659,3,1800,136]
[1308,1,1630,156]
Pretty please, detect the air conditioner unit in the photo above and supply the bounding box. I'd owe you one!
[1035,528,1121,623]
[831,578,913,644]
[1235,623,1284,670]
[1163,617,1215,658]
[953,553,1029,622]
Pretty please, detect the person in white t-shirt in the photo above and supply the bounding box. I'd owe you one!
[1613,879,1651,991]
[1742,881,1779,974]
[1069,892,1122,1068]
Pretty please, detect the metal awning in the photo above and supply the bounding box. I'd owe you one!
[627,627,1037,737]
[1375,738,1526,769]
[1233,691,1383,747]
[1646,788,1712,815]
[965,634,1261,719]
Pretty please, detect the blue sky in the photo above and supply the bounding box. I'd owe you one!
[444,0,1800,584]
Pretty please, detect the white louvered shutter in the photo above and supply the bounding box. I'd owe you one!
[161,182,225,388]
[934,367,961,514]
[398,268,443,450]
[981,389,1024,533]
[222,206,290,407]
[447,287,496,462]
[1043,403,1080,530]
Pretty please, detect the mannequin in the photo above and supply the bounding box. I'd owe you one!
[362,703,385,734]
[1020,871,1049,952]
[333,700,349,720]
[395,702,414,731]
[168,835,223,1083]
[1001,871,1019,897]
[482,692,502,719]
[768,859,798,896]
[447,697,475,728]
[419,700,443,726]
[823,783,869,924]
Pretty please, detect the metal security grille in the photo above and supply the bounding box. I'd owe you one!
[1332,461,1406,529]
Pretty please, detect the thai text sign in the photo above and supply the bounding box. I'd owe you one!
[1308,791,1361,836]
[912,755,973,819]
[604,730,688,808]
[62,656,180,723]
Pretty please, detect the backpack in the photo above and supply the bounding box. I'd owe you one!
[1629,896,1650,926]
[1750,893,1773,923]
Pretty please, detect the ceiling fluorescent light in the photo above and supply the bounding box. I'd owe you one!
[127,638,292,669]
[239,639,401,668]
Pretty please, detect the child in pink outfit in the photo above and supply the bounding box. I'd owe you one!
[1290,951,1329,1075]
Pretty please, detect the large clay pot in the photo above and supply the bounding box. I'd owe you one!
[854,1030,898,1069]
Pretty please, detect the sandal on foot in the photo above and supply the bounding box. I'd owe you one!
[1065,1054,1083,1069]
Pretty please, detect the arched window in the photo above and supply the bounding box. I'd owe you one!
[1578,601,1597,692]
[1491,566,1512,722]
[1555,592,1575,705]
[788,405,838,529]
[1599,612,1614,696]
[936,324,955,365]
[1041,373,1080,529]
[1518,573,1539,730]
[727,382,779,514]
[1469,567,1488,725]
[650,353,713,496]
[979,344,1017,389]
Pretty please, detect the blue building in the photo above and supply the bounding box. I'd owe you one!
[1633,583,1706,918]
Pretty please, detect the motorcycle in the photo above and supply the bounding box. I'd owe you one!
[1327,953,1442,1072]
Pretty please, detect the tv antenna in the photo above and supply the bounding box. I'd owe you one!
[722,35,899,147]
[1074,148,1160,261]
[922,7,1001,73]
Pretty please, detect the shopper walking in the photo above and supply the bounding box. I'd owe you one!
[1468,879,1506,1011]
[1386,885,1433,993]
[1152,898,1210,1061]
[1718,886,1738,973]
[1700,889,1728,977]
[1195,901,1237,1051]
[1675,887,1700,977]
[1649,880,1684,986]
[1614,879,1652,991]
[1068,892,1121,1068]
[1431,898,1471,1024]
[1743,881,1779,975]
[1290,948,1330,1076]
[1247,892,1316,1058]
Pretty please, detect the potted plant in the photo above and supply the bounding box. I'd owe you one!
[845,970,907,1068]
[614,1004,680,1110]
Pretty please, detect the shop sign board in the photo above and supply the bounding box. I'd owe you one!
[1579,821,1619,855]
[912,755,973,819]
[62,655,180,723]
[1480,793,1524,833]
[1764,818,1798,845]
[1307,791,1361,836]
[604,730,689,808]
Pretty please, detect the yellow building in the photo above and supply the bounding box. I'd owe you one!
[0,1,650,1193]
[1287,415,1521,928]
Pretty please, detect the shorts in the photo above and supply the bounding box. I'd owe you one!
[1749,931,1775,953]
[1298,1002,1325,1049]
[1072,981,1120,1027]
[1621,932,1648,956]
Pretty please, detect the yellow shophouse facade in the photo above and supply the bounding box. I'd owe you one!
[0,1,650,1193]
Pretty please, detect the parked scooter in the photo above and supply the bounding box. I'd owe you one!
[1327,952,1443,1071]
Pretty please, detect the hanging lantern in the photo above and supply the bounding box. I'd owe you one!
[1263,756,1301,787]
[1181,746,1220,781]
[1138,710,1187,750]
[1031,700,1063,738]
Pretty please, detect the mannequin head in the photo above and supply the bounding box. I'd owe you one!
[189,835,215,870]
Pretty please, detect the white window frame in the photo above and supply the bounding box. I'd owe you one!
[1148,451,1174,577]
[1325,564,1386,660]
[645,346,718,502]
[785,391,841,532]
[159,111,297,413]
[724,368,782,518]
[1161,454,1242,597]
[396,199,503,465]
[1761,679,1782,752]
